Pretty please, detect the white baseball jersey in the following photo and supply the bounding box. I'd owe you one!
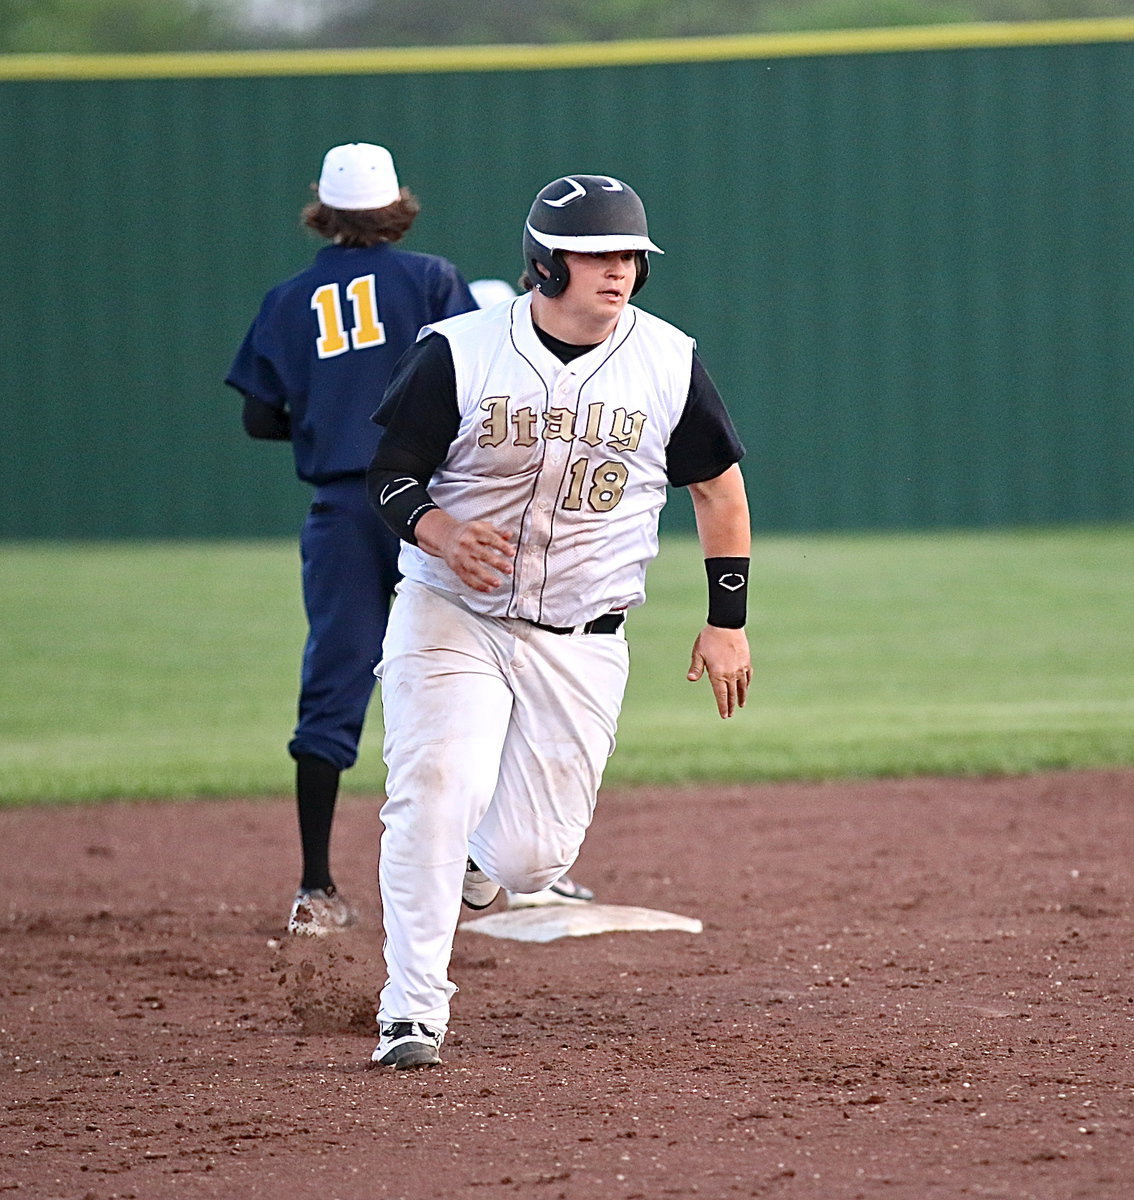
[397,292,694,628]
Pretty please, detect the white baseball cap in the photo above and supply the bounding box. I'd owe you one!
[317,142,401,211]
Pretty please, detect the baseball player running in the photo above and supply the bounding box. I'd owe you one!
[366,173,752,1068]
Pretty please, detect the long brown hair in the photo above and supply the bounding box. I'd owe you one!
[301,188,422,247]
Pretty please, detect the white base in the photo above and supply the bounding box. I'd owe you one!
[461,903,703,944]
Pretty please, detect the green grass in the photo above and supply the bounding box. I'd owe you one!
[1,526,1131,805]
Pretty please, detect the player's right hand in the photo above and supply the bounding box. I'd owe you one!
[687,624,752,719]
[416,510,515,592]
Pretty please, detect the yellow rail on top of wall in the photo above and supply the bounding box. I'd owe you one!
[2,18,1134,81]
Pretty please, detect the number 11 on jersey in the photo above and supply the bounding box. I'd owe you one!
[311,274,387,358]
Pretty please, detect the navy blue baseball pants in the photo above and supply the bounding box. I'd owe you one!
[288,476,402,770]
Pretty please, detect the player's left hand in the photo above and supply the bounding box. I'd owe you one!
[687,625,752,719]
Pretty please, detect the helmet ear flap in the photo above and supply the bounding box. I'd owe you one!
[523,232,570,298]
[630,251,650,297]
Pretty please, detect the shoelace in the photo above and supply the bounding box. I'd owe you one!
[383,1021,438,1044]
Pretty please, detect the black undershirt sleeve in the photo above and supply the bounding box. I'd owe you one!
[665,353,745,487]
[241,394,291,440]
[366,447,441,544]
[367,334,461,543]
[370,333,460,464]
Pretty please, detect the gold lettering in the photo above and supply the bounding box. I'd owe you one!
[478,396,510,447]
[311,284,348,358]
[577,402,604,448]
[607,409,647,453]
[563,458,588,510]
[561,458,630,512]
[589,462,629,511]
[346,274,386,348]
[544,406,575,442]
[512,407,537,447]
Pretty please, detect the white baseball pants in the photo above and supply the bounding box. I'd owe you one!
[375,580,629,1033]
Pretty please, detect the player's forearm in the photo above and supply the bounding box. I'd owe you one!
[688,464,751,557]
[412,508,461,558]
[689,464,751,630]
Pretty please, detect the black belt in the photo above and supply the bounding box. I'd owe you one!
[529,612,625,636]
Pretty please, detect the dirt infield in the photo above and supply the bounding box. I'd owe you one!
[3,770,1132,1199]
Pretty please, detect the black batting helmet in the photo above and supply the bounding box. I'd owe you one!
[522,174,664,298]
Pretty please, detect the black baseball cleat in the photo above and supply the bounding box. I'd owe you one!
[370,1021,443,1069]
[550,875,595,902]
[462,857,501,910]
[506,874,596,909]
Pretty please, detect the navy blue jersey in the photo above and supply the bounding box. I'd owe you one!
[226,243,476,484]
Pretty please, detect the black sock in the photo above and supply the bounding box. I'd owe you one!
[295,754,341,893]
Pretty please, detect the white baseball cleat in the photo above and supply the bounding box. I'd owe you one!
[371,1021,443,1069]
[462,858,501,910]
[505,875,596,909]
[286,886,358,936]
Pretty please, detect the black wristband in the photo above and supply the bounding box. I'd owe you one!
[705,557,749,628]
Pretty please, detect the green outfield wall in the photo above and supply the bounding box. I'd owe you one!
[2,21,1132,538]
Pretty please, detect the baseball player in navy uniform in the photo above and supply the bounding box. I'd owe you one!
[365,174,752,1068]
[227,145,595,935]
